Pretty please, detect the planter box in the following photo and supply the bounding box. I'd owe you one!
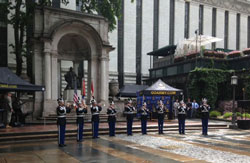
[243,48,250,55]
[237,120,250,129]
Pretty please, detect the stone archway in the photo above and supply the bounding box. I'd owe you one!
[32,7,113,116]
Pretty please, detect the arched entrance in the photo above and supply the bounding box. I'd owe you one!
[32,7,113,116]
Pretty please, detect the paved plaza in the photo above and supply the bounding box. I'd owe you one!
[1,128,250,163]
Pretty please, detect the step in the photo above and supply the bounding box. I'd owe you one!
[0,126,228,143]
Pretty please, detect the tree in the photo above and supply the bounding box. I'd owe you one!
[0,0,131,76]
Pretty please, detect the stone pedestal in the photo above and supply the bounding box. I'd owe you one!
[63,89,82,102]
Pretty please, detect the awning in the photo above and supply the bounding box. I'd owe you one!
[0,67,45,92]
[139,79,182,96]
[119,84,148,97]
[147,45,177,57]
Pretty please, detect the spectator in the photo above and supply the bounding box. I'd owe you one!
[173,99,180,119]
[192,99,199,118]
[4,92,13,128]
[186,98,192,118]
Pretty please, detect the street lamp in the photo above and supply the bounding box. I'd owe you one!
[195,29,199,67]
[230,75,238,128]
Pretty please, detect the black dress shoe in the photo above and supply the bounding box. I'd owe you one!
[77,140,83,142]
[59,144,64,147]
[63,144,67,146]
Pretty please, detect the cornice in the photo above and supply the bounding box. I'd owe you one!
[190,0,250,15]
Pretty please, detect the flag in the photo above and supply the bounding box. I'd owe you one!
[82,79,86,99]
[91,80,94,97]
[73,80,79,106]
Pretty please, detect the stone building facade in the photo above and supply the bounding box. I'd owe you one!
[0,0,250,117]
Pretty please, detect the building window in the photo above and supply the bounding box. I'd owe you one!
[199,5,204,35]
[212,8,217,49]
[76,0,83,11]
[236,13,240,50]
[153,0,159,50]
[248,16,250,48]
[117,0,124,88]
[169,0,175,45]
[184,2,190,39]
[224,11,229,49]
[0,0,8,67]
[136,0,142,84]
[52,0,60,8]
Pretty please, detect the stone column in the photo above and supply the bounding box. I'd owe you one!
[88,56,98,101]
[51,51,58,100]
[44,49,52,100]
[99,56,109,103]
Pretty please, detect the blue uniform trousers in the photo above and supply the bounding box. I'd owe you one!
[127,119,133,135]
[178,119,185,134]
[77,122,84,141]
[202,118,208,135]
[141,119,147,134]
[108,121,116,136]
[158,119,164,134]
[58,125,66,145]
[92,121,99,138]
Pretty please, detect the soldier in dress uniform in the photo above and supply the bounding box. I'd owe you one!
[76,99,88,142]
[200,98,211,136]
[57,98,71,147]
[107,101,117,136]
[156,100,166,134]
[91,99,102,139]
[178,100,187,134]
[124,99,136,136]
[139,102,149,135]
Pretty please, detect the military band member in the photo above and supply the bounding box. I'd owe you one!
[107,101,117,136]
[76,99,88,142]
[57,98,71,147]
[124,99,136,136]
[200,98,211,136]
[156,100,166,134]
[91,99,102,139]
[178,100,187,134]
[139,102,149,135]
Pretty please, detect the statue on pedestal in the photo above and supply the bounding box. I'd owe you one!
[64,67,79,90]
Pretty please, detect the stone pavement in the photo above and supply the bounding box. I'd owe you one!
[1,126,250,163]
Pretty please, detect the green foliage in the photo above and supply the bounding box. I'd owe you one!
[209,110,221,118]
[242,113,250,118]
[236,112,242,117]
[223,112,232,119]
[188,68,232,108]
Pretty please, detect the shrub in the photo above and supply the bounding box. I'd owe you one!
[242,113,250,118]
[223,112,232,119]
[210,111,221,118]
[236,112,242,117]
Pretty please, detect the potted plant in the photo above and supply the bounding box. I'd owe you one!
[203,50,214,58]
[227,51,241,58]
[186,52,199,59]
[237,100,250,129]
[242,48,250,56]
[174,56,185,63]
[214,51,226,59]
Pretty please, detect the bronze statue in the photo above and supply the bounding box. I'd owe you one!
[64,67,77,90]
